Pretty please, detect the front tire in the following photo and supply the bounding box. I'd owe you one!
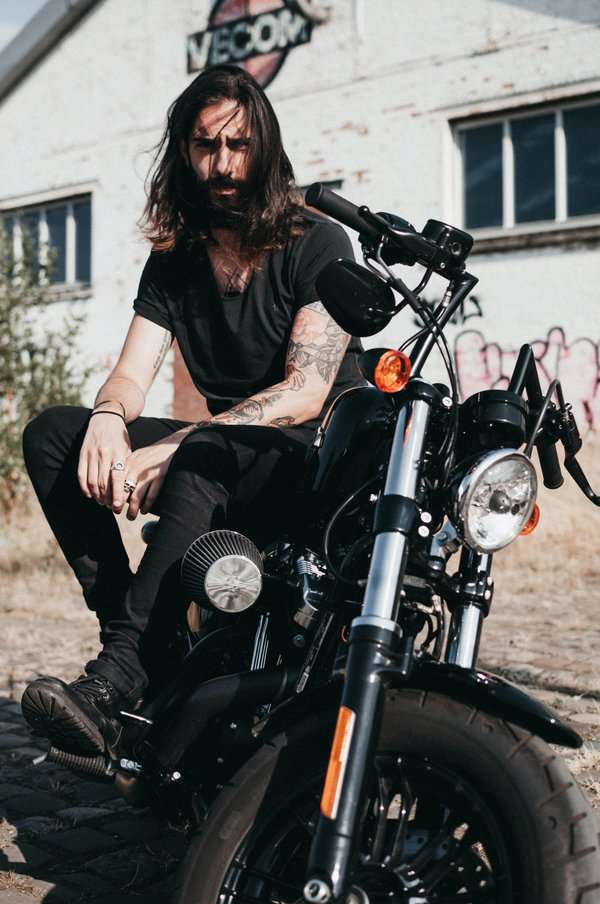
[175,690,600,903]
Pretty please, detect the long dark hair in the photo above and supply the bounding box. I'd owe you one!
[141,65,305,259]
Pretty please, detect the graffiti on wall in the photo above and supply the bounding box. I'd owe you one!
[454,327,600,431]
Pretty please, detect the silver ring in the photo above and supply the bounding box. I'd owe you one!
[123,479,137,494]
[110,461,125,471]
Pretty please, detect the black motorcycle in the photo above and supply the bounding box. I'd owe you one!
[29,184,600,903]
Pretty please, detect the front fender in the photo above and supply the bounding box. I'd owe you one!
[382,659,582,749]
[261,660,582,749]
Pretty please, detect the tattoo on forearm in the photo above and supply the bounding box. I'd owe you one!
[152,331,172,371]
[286,302,350,385]
[271,416,295,427]
[212,389,297,428]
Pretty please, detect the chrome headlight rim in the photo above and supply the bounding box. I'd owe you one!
[453,448,538,553]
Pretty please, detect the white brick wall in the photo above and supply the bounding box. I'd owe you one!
[1,0,599,425]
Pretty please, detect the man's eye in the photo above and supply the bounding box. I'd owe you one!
[194,138,215,150]
[228,139,251,150]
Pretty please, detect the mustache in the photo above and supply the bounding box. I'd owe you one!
[205,175,245,191]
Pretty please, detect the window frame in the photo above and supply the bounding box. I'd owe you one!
[0,192,92,298]
[453,96,600,237]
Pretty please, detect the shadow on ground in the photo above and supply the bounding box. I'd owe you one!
[0,695,185,903]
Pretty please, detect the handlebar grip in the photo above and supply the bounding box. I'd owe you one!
[536,439,564,489]
[305,183,381,241]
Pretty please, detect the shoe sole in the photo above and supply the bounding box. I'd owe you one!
[21,680,106,757]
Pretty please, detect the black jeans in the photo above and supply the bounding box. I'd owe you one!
[22,406,314,697]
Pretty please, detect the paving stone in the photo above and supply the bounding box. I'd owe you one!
[0,840,53,869]
[100,815,162,843]
[0,703,24,718]
[7,790,68,816]
[146,830,187,860]
[53,871,114,894]
[44,826,117,854]
[75,781,120,805]
[86,847,163,884]
[57,806,112,825]
[0,734,30,750]
[0,721,27,733]
[0,783,31,800]
[14,815,59,837]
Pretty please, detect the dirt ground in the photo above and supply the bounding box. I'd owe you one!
[0,439,599,900]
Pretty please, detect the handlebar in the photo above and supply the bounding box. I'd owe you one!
[305,182,473,279]
[305,183,382,241]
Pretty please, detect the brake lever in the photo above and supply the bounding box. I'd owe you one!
[550,383,600,505]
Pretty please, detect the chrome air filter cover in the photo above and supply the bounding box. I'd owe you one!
[181,530,263,612]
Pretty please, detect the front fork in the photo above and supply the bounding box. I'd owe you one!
[304,383,436,903]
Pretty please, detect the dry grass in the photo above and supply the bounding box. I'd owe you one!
[494,436,600,599]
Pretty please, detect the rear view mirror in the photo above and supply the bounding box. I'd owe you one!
[315,259,396,337]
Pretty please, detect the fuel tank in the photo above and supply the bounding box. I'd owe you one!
[302,386,395,519]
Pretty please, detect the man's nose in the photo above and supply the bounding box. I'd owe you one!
[213,142,233,176]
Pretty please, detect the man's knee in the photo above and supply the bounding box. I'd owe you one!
[170,426,231,481]
[22,405,89,468]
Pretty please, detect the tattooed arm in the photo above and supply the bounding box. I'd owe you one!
[209,301,350,428]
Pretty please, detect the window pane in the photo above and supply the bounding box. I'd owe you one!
[21,210,40,274]
[46,205,67,283]
[564,104,600,217]
[512,114,555,223]
[74,198,91,284]
[463,123,503,229]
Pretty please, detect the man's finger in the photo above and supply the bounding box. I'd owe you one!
[126,483,144,521]
[140,479,160,515]
[111,467,127,514]
[77,452,92,498]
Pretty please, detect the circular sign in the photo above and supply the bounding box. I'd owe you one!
[188,0,318,88]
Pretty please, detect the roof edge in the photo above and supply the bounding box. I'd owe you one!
[0,0,100,105]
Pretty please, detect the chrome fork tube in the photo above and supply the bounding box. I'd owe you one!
[446,552,492,669]
[306,389,434,902]
[358,396,432,626]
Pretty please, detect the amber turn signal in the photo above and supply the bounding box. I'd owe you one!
[520,503,540,536]
[320,705,356,820]
[374,349,412,393]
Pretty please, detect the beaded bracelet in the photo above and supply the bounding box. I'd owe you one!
[89,410,126,422]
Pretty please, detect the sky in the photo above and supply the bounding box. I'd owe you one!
[0,0,47,54]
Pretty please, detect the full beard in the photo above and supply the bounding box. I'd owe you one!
[194,176,252,233]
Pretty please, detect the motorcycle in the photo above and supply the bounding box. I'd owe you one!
[26,183,600,903]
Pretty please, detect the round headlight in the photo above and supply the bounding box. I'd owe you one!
[453,450,537,553]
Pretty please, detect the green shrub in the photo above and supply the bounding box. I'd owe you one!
[0,226,92,515]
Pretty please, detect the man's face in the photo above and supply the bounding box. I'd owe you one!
[187,99,252,205]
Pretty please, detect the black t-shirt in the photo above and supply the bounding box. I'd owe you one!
[133,214,364,428]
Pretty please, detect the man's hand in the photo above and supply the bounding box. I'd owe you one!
[122,432,190,520]
[78,413,132,508]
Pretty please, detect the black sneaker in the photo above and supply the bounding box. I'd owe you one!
[21,674,126,756]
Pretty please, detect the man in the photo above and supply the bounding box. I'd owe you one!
[21,64,363,756]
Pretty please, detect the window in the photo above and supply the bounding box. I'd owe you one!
[0,195,92,289]
[458,101,600,230]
